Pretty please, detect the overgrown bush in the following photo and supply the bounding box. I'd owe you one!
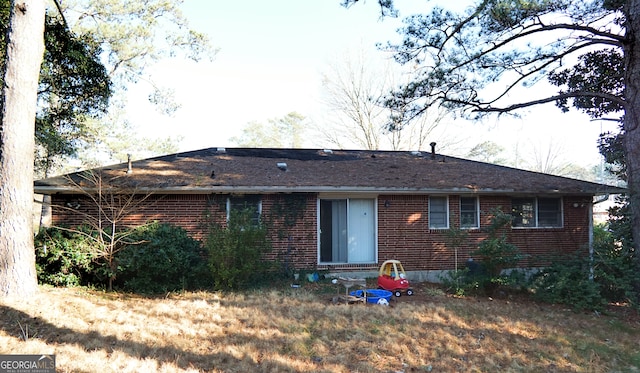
[592,222,637,304]
[440,209,526,296]
[115,222,211,294]
[35,226,98,287]
[204,208,274,290]
[475,209,523,271]
[530,254,605,311]
[531,223,639,311]
[440,268,478,296]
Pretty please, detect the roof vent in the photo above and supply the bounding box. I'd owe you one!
[322,149,333,154]
[126,154,132,174]
[411,151,422,156]
[277,162,287,171]
[216,147,226,153]
[430,142,437,160]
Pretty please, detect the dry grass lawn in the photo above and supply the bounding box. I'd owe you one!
[0,281,639,372]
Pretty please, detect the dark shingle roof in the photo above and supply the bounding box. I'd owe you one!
[34,147,625,196]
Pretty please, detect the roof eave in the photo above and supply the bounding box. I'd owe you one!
[34,185,625,196]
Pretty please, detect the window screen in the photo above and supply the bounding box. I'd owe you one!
[460,197,479,228]
[429,196,448,229]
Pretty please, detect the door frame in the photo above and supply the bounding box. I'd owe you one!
[316,194,378,265]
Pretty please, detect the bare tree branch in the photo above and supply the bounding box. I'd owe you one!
[49,170,157,290]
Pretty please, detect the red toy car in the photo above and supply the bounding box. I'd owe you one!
[377,260,414,297]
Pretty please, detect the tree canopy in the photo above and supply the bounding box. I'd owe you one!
[0,0,213,175]
[36,14,112,176]
[318,47,448,151]
[341,0,626,122]
[342,0,640,285]
[57,0,214,168]
[0,2,111,176]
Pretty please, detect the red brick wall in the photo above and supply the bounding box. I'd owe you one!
[51,192,591,272]
[260,194,318,270]
[50,193,319,269]
[51,194,212,239]
[377,194,590,271]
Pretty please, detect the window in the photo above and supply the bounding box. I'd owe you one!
[228,195,261,226]
[537,198,562,227]
[429,196,448,229]
[511,197,562,228]
[460,196,479,228]
[512,198,535,227]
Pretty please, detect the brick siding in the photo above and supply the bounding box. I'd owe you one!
[51,192,591,272]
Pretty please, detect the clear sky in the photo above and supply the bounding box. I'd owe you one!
[125,0,615,170]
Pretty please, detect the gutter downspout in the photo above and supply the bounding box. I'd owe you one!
[589,194,610,280]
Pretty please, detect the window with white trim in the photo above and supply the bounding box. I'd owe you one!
[429,196,449,229]
[228,195,262,226]
[511,197,562,228]
[460,196,479,229]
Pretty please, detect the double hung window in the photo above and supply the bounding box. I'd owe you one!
[429,196,448,229]
[460,196,479,229]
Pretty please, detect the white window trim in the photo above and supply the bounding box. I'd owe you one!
[429,196,449,229]
[512,197,563,229]
[226,196,262,222]
[460,196,480,229]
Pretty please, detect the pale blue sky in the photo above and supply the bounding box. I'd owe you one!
[128,0,410,147]
[125,0,612,169]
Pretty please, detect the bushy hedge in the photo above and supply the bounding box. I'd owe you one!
[530,224,639,311]
[529,255,605,311]
[204,209,274,290]
[591,220,638,305]
[115,222,211,294]
[35,226,98,287]
[35,223,210,294]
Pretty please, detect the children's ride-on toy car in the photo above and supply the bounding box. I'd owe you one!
[377,259,413,297]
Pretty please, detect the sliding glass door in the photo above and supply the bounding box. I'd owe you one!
[319,198,375,264]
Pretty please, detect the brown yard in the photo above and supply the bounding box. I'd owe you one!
[0,281,638,372]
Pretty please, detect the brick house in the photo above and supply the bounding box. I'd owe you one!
[34,147,624,281]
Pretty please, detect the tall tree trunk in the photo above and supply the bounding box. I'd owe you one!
[0,0,46,298]
[625,0,640,293]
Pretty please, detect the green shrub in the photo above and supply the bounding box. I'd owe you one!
[439,209,527,297]
[440,268,478,296]
[530,222,640,311]
[34,226,98,287]
[204,208,273,290]
[530,255,605,311]
[592,223,638,305]
[473,208,525,295]
[115,222,211,294]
